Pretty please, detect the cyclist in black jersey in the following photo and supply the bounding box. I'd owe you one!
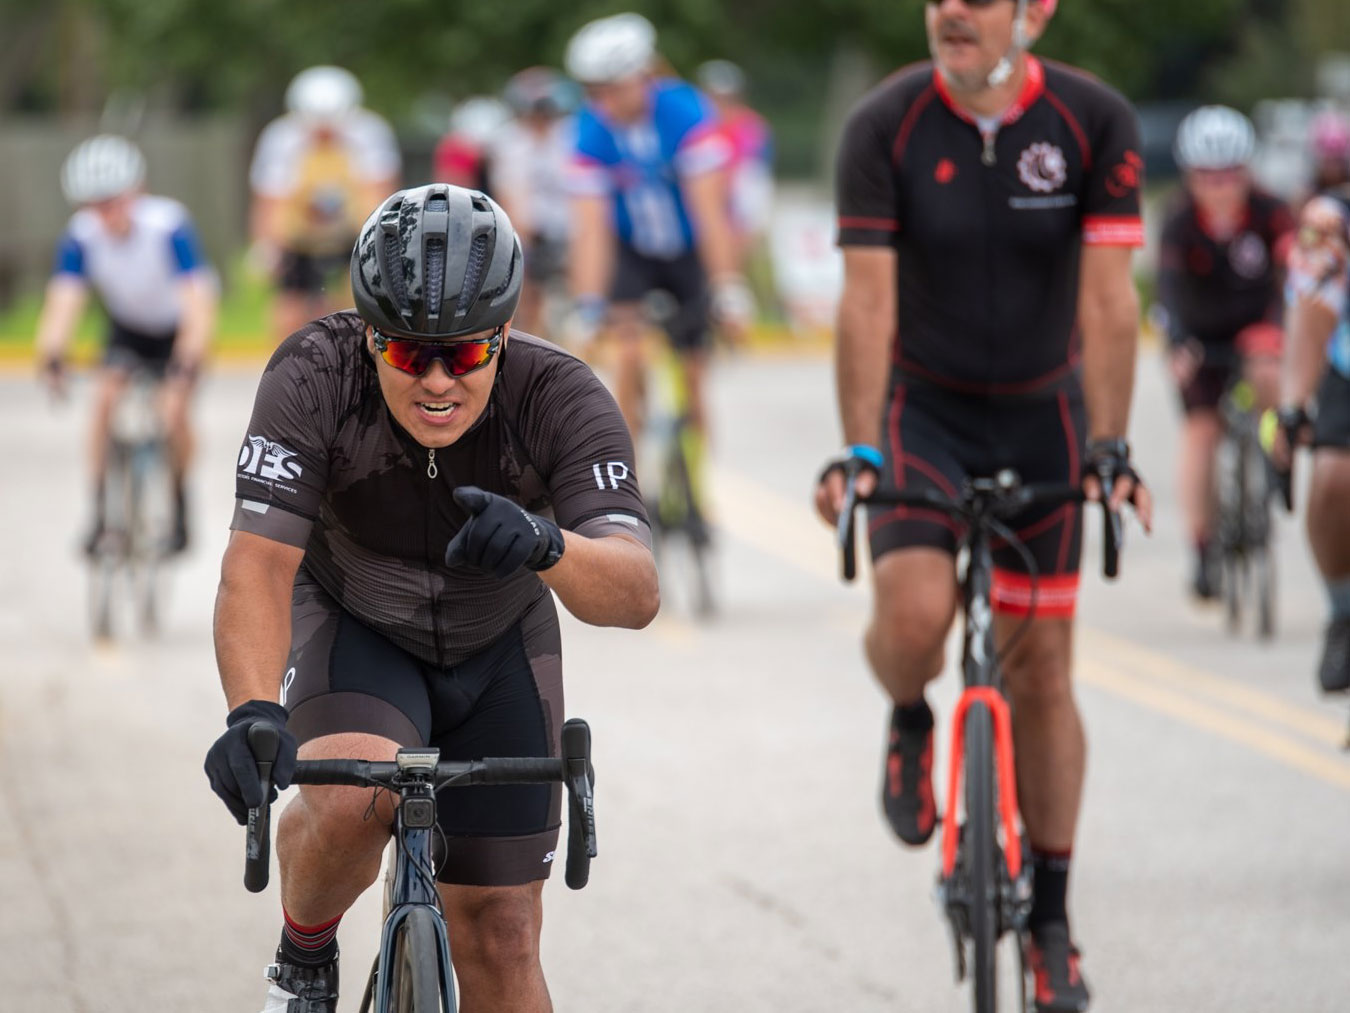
[815,1,1151,1009]
[204,184,658,1013]
[1156,106,1294,599]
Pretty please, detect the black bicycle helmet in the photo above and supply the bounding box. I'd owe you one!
[351,183,523,339]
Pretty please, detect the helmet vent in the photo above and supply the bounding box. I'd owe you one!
[458,234,490,315]
[470,194,492,213]
[426,193,449,214]
[425,237,446,315]
[383,230,409,307]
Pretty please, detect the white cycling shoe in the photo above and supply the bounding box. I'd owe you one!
[260,951,339,1013]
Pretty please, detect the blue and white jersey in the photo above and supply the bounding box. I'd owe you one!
[53,195,212,335]
[569,79,729,260]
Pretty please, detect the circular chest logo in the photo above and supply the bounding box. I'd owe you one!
[1228,232,1269,279]
[1017,142,1068,194]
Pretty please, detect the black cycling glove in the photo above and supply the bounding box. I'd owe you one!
[1084,438,1144,499]
[817,444,885,485]
[204,699,297,825]
[445,486,565,578]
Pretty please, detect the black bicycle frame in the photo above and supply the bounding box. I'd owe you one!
[241,721,597,1013]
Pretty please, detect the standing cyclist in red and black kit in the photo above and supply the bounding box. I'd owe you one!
[204,184,658,1013]
[815,1,1151,1009]
[1155,106,1294,599]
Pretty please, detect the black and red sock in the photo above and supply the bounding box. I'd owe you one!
[278,910,341,967]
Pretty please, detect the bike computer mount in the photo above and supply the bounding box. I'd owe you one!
[394,748,440,828]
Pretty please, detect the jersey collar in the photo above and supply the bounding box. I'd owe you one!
[932,56,1045,129]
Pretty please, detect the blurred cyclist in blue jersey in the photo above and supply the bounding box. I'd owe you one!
[36,135,218,555]
[563,12,753,441]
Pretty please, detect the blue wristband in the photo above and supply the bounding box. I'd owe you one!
[848,444,884,469]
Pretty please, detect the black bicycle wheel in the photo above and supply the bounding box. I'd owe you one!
[1255,545,1276,640]
[1223,555,1243,634]
[964,703,999,1012]
[387,906,449,1013]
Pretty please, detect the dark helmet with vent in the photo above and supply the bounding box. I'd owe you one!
[350,184,523,339]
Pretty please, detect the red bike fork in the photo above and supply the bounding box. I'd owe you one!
[940,686,1023,880]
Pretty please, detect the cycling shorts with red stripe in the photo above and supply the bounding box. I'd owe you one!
[868,382,1086,618]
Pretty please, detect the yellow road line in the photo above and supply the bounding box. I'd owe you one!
[711,467,840,585]
[1078,657,1350,790]
[1079,627,1345,747]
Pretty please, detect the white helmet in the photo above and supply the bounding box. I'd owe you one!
[285,65,363,120]
[449,96,511,146]
[1175,105,1256,171]
[565,13,656,85]
[60,135,146,205]
[697,59,746,98]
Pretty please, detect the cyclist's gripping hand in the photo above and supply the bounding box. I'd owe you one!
[814,445,883,525]
[1083,438,1153,533]
[446,486,565,579]
[711,274,756,345]
[40,356,68,402]
[204,700,297,825]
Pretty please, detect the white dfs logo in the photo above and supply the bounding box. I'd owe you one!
[239,435,304,481]
[1017,142,1068,194]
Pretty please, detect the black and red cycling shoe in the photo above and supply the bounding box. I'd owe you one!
[880,699,936,846]
[1026,921,1091,1012]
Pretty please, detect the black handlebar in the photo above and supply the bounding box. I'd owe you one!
[242,719,597,894]
[244,723,279,893]
[838,470,1122,584]
[561,720,597,890]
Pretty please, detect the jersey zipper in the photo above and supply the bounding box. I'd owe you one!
[981,128,997,167]
[424,447,446,667]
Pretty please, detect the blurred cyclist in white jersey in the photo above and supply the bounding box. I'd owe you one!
[36,135,218,554]
[249,66,401,343]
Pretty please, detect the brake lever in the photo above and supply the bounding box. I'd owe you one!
[838,471,860,583]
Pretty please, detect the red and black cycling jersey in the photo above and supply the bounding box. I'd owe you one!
[1155,189,1294,347]
[836,57,1144,397]
[230,313,650,668]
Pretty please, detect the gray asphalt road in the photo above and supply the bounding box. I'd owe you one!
[2,347,1347,1011]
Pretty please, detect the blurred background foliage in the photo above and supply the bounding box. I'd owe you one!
[2,1,1350,335]
[4,0,1350,174]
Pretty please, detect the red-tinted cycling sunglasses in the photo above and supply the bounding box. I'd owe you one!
[371,327,503,378]
[925,0,1008,6]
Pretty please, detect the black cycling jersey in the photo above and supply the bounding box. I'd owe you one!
[836,57,1144,396]
[1155,189,1294,347]
[231,313,650,667]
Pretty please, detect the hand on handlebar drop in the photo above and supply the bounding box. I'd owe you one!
[1082,439,1153,534]
[204,700,297,824]
[40,356,68,402]
[815,445,883,525]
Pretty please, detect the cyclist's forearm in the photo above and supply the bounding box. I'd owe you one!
[34,278,87,361]
[249,196,283,246]
[835,249,897,445]
[569,197,612,300]
[538,532,659,629]
[685,170,739,280]
[214,536,303,709]
[1079,250,1141,440]
[1281,296,1335,407]
[175,275,217,366]
[836,309,891,445]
